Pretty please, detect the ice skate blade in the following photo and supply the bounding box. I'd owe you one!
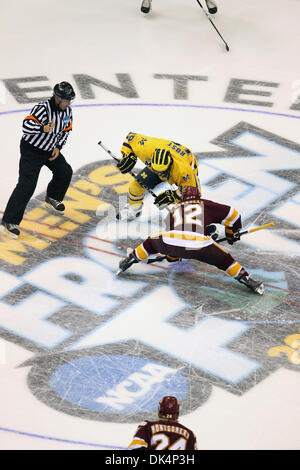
[255,284,265,296]
[44,202,65,215]
[0,225,19,239]
[116,211,141,221]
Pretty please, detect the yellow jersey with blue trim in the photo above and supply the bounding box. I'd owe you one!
[121,132,200,195]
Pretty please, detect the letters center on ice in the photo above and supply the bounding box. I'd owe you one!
[68,285,260,384]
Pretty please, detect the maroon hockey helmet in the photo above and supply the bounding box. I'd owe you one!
[181,186,201,202]
[158,396,180,420]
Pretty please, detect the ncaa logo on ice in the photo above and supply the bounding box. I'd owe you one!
[37,353,197,422]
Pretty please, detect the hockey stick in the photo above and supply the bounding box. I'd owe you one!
[216,222,275,243]
[146,222,275,264]
[195,0,230,51]
[98,141,158,199]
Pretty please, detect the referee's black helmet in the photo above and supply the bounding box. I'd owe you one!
[53,82,75,101]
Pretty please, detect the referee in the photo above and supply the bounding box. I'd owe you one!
[0,81,75,239]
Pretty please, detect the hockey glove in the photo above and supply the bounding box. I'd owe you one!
[206,224,219,241]
[225,227,241,245]
[154,190,180,208]
[117,152,137,174]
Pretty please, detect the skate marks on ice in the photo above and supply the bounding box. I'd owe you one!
[0,123,300,423]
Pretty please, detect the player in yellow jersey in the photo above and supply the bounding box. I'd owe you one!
[128,396,197,450]
[116,132,201,220]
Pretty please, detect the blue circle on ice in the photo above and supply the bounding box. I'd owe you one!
[50,355,188,414]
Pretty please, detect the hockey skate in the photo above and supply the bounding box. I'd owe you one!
[0,221,20,239]
[141,0,152,14]
[45,196,65,214]
[116,254,138,275]
[205,0,217,14]
[237,272,264,295]
[116,204,142,221]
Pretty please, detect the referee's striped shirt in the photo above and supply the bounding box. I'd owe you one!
[22,97,73,152]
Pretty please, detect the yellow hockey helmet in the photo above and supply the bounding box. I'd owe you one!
[151,149,173,174]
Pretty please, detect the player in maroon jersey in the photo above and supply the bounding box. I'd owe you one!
[128,396,197,450]
[117,186,264,295]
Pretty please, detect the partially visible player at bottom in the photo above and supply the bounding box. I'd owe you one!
[128,396,197,450]
[117,186,264,295]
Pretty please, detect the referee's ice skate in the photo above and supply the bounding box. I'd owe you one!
[0,221,20,239]
[45,196,65,214]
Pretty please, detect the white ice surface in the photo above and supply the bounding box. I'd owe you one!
[0,0,300,450]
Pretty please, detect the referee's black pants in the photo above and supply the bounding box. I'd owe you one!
[2,140,73,225]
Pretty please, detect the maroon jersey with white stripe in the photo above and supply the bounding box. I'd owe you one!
[166,198,241,235]
[128,419,197,450]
